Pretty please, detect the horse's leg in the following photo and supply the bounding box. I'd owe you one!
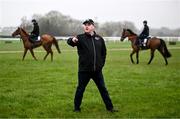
[158,49,168,65]
[136,50,139,64]
[130,50,135,64]
[43,45,49,60]
[22,48,28,61]
[44,52,49,60]
[29,49,37,61]
[43,44,52,61]
[148,49,155,64]
[50,50,53,62]
[47,46,53,61]
[47,43,53,62]
[47,44,53,61]
[44,50,53,61]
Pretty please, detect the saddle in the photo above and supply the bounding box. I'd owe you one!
[28,36,41,48]
[29,36,40,43]
[136,37,151,50]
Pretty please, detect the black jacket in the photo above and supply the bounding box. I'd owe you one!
[139,24,149,38]
[67,32,106,72]
[31,23,39,36]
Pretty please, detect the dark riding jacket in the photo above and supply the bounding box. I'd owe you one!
[31,23,39,37]
[67,32,106,72]
[139,24,149,39]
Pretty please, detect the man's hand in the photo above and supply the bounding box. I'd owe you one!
[72,37,78,43]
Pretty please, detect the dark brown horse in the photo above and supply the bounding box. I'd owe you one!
[120,29,171,65]
[12,27,61,61]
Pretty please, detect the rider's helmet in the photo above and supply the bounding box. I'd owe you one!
[31,19,37,23]
[143,20,147,24]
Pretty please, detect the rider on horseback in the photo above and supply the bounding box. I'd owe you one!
[30,19,39,43]
[138,20,149,47]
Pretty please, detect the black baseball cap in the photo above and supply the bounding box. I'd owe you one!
[83,19,94,25]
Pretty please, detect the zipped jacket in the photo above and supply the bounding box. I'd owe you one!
[139,24,149,38]
[67,32,106,72]
[31,23,39,36]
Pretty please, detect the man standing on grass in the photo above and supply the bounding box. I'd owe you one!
[67,19,117,112]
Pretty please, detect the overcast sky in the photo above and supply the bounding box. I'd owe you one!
[0,0,180,29]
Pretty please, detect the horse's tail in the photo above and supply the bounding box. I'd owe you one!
[160,39,171,58]
[52,37,61,53]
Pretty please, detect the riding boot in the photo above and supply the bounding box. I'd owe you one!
[139,41,143,47]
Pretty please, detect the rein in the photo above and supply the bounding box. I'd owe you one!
[19,28,30,40]
[128,35,137,41]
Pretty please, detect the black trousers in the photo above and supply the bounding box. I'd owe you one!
[74,70,113,110]
[29,34,38,43]
[139,34,148,42]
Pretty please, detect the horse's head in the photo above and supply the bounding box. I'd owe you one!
[120,29,137,42]
[120,29,128,41]
[12,27,21,37]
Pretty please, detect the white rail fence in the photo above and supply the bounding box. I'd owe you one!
[0,36,180,42]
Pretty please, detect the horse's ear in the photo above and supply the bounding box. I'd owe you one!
[18,27,22,30]
[122,23,127,30]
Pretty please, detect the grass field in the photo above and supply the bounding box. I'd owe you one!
[0,40,180,118]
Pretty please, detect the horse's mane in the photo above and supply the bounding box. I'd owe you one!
[126,29,137,35]
[20,28,29,36]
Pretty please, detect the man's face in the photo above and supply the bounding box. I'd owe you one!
[83,23,95,33]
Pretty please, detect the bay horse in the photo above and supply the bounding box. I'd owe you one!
[120,29,171,65]
[12,27,61,61]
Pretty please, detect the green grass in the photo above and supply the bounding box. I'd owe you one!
[0,40,180,118]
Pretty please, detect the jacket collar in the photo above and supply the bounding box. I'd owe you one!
[85,31,96,37]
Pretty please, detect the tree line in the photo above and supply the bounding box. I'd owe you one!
[1,10,180,37]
